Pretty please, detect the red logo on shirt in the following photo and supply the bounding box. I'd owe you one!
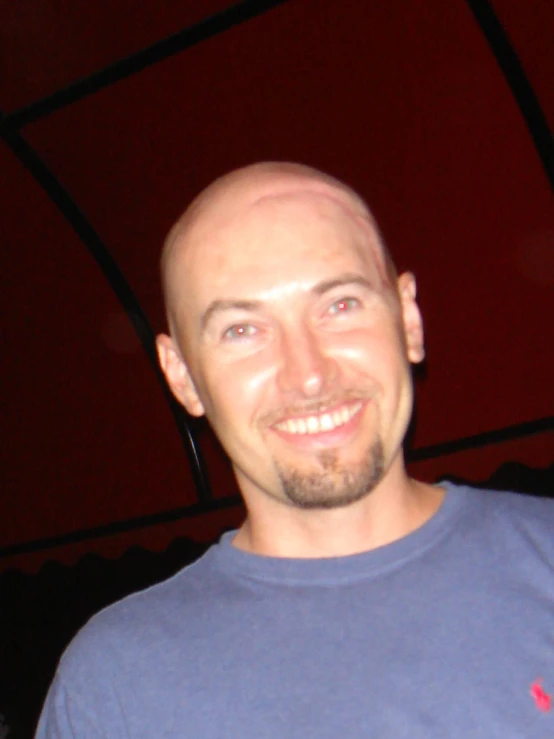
[530,679,552,712]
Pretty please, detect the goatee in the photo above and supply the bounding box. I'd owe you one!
[276,438,385,510]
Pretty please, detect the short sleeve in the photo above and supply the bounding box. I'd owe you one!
[35,675,104,739]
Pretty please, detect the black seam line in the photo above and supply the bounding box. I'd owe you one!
[1,124,213,503]
[1,0,293,131]
[0,497,243,559]
[407,415,553,463]
[464,0,554,191]
[1,416,551,560]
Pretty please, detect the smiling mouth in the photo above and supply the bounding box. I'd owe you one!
[273,401,363,436]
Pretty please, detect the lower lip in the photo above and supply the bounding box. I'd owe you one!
[271,402,368,450]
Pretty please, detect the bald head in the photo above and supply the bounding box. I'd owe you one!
[156,160,425,523]
[161,162,396,335]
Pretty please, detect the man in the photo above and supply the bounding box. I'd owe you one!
[37,162,554,738]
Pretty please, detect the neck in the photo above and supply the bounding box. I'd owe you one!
[233,462,445,558]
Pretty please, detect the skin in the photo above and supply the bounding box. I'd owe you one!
[157,162,444,558]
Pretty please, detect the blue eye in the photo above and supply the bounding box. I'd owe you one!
[223,324,257,341]
[328,297,360,315]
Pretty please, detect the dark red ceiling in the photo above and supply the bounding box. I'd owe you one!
[1,0,552,572]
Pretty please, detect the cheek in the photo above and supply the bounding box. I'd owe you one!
[331,327,406,373]
[198,352,277,424]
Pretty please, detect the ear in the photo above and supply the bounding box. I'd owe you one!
[156,333,205,417]
[397,272,425,364]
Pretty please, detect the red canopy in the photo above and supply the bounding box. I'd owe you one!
[1,0,552,572]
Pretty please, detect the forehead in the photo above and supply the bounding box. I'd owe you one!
[181,190,380,291]
[164,179,388,337]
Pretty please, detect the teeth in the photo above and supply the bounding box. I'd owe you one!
[275,402,362,435]
[307,416,319,434]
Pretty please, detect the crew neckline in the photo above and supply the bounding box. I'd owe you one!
[209,481,469,585]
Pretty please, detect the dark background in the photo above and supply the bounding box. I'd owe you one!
[0,3,553,735]
[1,0,552,574]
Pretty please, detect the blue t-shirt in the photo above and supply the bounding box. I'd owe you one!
[36,483,554,738]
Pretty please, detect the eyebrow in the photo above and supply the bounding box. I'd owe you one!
[200,299,263,332]
[311,273,374,295]
[200,274,374,333]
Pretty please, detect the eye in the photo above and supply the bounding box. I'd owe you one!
[327,297,361,315]
[222,323,258,341]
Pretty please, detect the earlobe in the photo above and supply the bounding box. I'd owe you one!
[155,334,205,417]
[397,272,425,364]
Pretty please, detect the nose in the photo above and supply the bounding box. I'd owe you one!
[276,327,338,398]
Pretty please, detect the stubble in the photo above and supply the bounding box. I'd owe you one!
[275,438,385,510]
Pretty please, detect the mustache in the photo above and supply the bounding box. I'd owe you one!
[259,390,370,426]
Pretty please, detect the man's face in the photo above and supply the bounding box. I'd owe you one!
[162,185,423,510]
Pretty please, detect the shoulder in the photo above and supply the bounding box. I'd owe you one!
[57,542,220,680]
[37,545,225,736]
[445,481,554,559]
[449,481,554,523]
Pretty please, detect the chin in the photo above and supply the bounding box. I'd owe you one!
[276,438,385,510]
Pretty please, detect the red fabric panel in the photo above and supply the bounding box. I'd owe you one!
[1,0,552,571]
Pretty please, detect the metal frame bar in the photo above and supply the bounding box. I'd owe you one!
[1,0,551,559]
